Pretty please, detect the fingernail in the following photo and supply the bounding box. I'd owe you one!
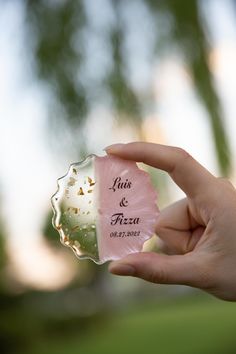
[109,263,135,276]
[104,143,125,153]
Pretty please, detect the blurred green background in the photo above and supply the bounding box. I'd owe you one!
[1,0,236,353]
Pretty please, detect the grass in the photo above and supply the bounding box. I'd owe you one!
[32,293,236,354]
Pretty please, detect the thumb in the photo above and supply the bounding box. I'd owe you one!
[108,252,199,286]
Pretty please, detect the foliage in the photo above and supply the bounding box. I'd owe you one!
[150,0,231,174]
[25,0,231,174]
[0,294,233,354]
[26,0,88,126]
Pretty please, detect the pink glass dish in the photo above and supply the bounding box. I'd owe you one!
[51,154,159,264]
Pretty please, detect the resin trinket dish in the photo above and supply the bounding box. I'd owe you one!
[51,154,159,264]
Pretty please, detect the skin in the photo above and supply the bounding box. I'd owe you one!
[105,142,236,301]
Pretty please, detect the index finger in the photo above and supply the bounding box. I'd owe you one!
[105,142,216,198]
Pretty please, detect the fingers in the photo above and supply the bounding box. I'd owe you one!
[105,142,216,198]
[108,252,198,286]
[157,227,205,255]
[156,199,203,254]
[156,199,192,254]
[156,198,198,231]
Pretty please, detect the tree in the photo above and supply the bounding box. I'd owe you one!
[26,0,231,174]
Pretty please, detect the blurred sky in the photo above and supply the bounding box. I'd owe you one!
[0,0,236,289]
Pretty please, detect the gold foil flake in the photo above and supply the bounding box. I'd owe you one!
[56,224,62,230]
[88,177,95,187]
[64,235,70,245]
[74,207,79,214]
[87,189,93,193]
[71,225,80,232]
[68,177,77,187]
[67,206,80,214]
[73,168,77,174]
[78,187,84,195]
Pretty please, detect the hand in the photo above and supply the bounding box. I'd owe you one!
[105,142,236,301]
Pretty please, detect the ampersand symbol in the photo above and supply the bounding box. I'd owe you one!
[119,197,129,207]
